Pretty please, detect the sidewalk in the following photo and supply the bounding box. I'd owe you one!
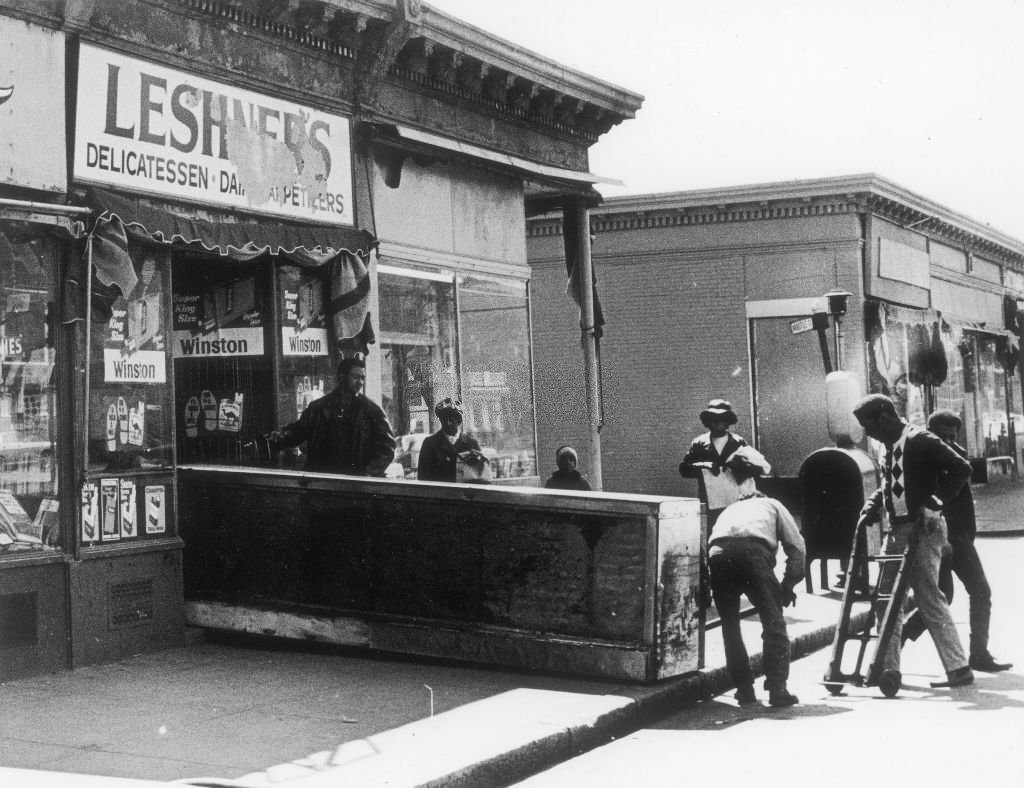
[0,586,856,787]
[1,478,1017,787]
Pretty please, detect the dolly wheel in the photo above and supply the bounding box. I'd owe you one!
[825,682,844,696]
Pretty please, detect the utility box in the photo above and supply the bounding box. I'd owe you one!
[798,447,878,592]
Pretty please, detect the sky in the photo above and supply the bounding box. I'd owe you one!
[428,0,1024,241]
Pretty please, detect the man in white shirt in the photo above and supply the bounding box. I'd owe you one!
[708,446,805,707]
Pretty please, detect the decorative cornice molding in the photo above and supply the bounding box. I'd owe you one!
[526,174,1024,269]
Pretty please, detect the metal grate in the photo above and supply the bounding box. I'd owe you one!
[0,592,38,648]
[109,579,155,629]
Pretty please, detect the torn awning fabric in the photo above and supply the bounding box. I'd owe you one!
[76,187,378,352]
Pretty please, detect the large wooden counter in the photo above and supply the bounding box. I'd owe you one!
[177,466,705,682]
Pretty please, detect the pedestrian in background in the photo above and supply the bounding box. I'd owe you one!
[707,446,804,708]
[679,398,748,525]
[853,394,974,696]
[417,398,482,483]
[544,445,592,491]
[271,355,395,476]
[902,409,1012,672]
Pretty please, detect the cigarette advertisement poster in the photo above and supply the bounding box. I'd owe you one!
[74,43,354,226]
[100,478,120,541]
[80,482,99,543]
[103,251,167,384]
[120,479,137,538]
[280,268,328,357]
[145,485,166,534]
[172,277,264,358]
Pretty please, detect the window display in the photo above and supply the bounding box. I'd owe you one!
[0,222,60,554]
[89,243,173,472]
[173,255,274,465]
[275,265,333,451]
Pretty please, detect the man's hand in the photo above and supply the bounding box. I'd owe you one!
[781,584,797,608]
[917,506,944,536]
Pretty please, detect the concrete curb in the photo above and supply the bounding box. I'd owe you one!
[208,610,868,788]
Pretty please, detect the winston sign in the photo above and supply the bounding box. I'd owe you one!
[74,44,354,226]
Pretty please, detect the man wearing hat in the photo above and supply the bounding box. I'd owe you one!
[544,445,592,491]
[679,399,749,525]
[707,446,804,707]
[271,356,396,476]
[417,398,483,483]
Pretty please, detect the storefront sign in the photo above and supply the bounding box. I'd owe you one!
[74,44,354,225]
[0,18,66,192]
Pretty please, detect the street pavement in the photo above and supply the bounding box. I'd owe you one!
[512,533,1024,788]
[0,479,1020,786]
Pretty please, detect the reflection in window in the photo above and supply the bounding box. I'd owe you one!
[379,267,458,478]
[0,223,60,553]
[458,273,536,480]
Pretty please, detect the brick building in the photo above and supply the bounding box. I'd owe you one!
[527,174,1024,497]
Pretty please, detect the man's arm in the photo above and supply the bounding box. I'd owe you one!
[772,499,806,589]
[918,431,972,511]
[364,407,397,477]
[857,487,883,526]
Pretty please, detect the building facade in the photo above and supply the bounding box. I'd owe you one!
[0,0,642,679]
[527,175,1024,497]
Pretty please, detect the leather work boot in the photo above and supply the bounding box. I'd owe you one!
[969,654,1013,672]
[768,689,799,707]
[734,685,757,706]
[930,666,974,688]
[878,669,902,698]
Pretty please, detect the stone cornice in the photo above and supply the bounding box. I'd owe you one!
[32,0,641,145]
[526,174,1024,267]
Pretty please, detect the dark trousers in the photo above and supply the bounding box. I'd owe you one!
[709,538,791,692]
[903,535,992,658]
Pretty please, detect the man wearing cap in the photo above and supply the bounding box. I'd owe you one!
[417,398,483,483]
[679,399,748,525]
[901,409,1011,672]
[544,445,592,491]
[707,446,805,707]
[853,393,974,696]
[271,356,396,476]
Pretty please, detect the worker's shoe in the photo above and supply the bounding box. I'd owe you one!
[969,654,1013,672]
[734,685,757,706]
[768,689,799,707]
[878,669,902,698]
[930,666,974,688]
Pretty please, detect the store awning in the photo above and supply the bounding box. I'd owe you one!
[370,124,622,188]
[86,187,376,259]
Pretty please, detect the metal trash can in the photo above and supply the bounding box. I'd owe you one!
[798,447,879,592]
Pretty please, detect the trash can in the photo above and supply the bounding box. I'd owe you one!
[798,447,879,592]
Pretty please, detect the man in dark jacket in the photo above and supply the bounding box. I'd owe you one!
[271,356,395,476]
[544,445,592,491]
[417,398,482,483]
[679,399,748,525]
[902,409,1011,672]
[854,394,974,696]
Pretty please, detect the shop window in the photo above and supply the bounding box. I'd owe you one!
[274,265,334,464]
[88,244,173,473]
[458,273,536,481]
[379,266,458,478]
[0,223,60,555]
[172,254,275,466]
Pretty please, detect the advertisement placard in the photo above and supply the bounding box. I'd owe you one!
[0,18,66,192]
[74,44,354,225]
